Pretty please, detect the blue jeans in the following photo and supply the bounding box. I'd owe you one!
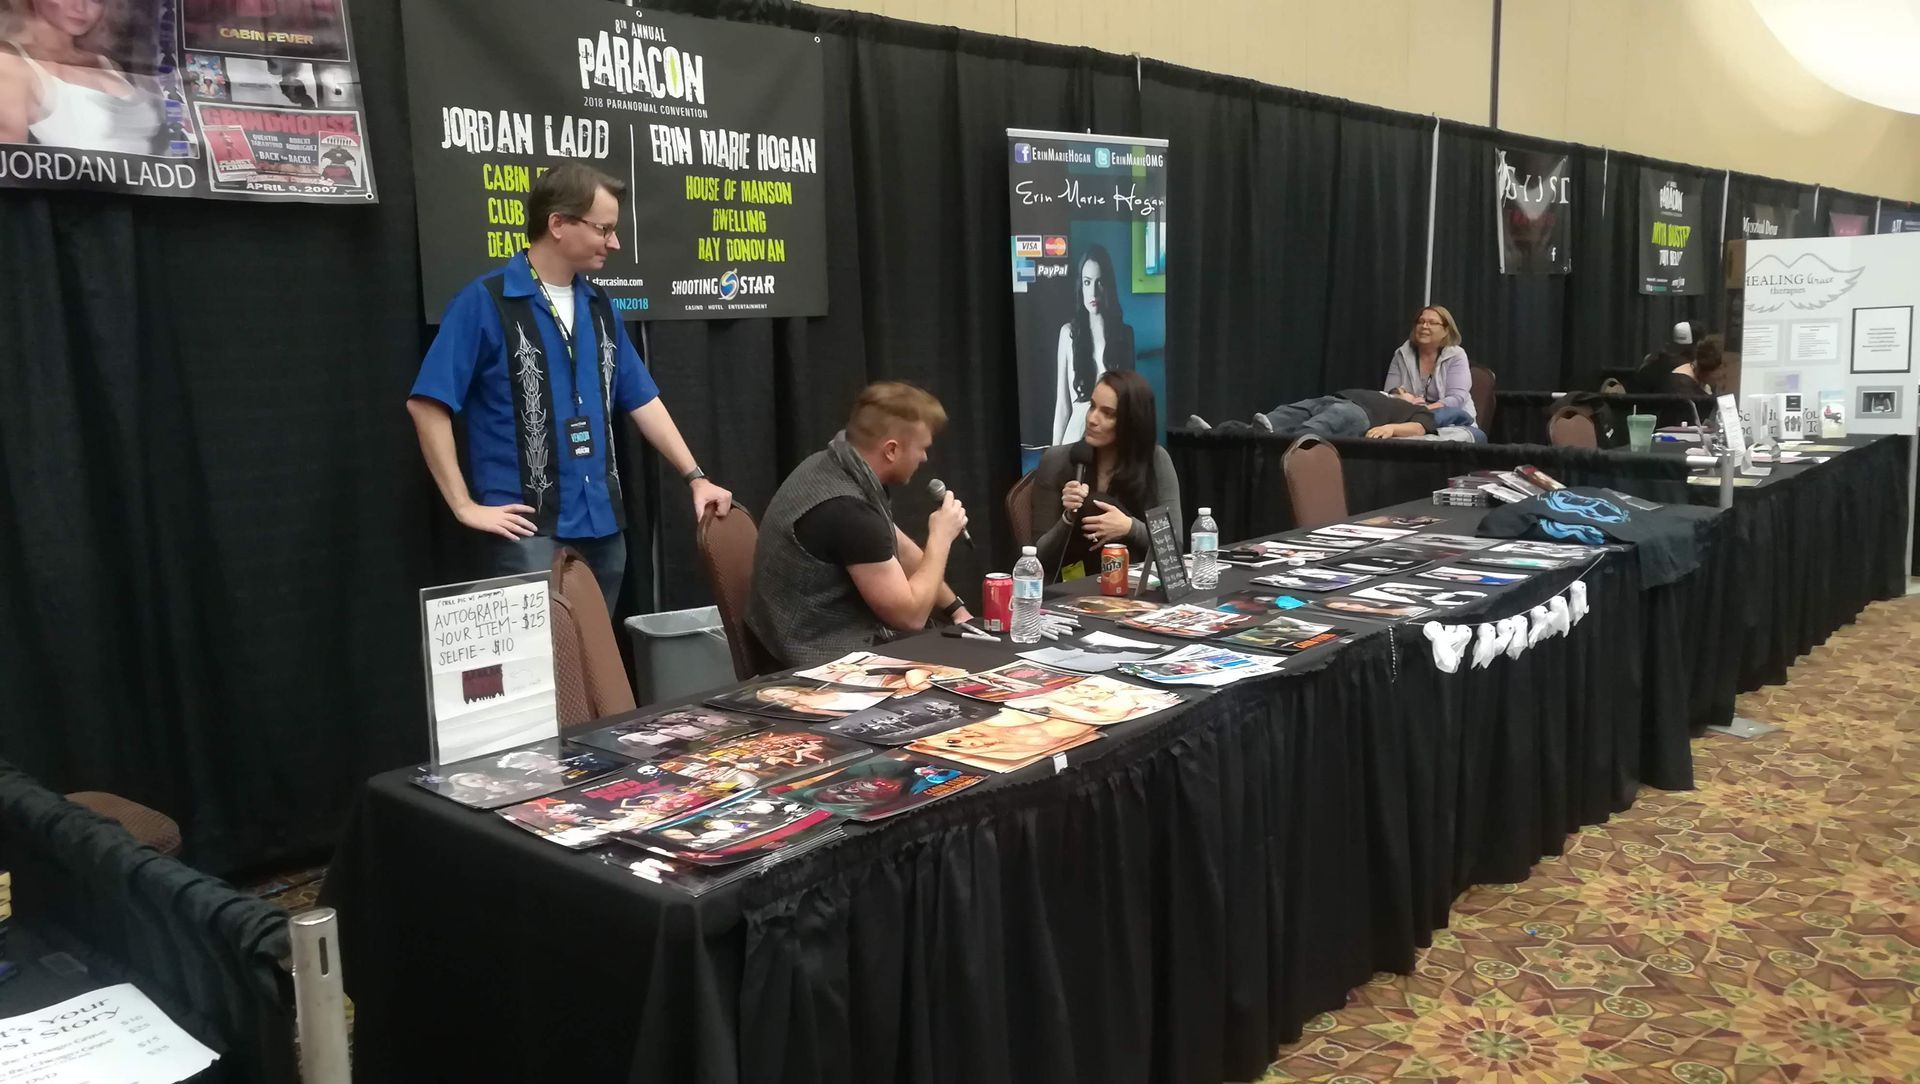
[1261,396,1371,438]
[481,532,626,616]
[1431,406,1487,442]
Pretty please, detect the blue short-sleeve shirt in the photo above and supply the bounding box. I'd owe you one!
[410,253,659,540]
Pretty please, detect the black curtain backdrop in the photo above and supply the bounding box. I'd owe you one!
[1818,186,1880,233]
[1,0,1910,872]
[1724,171,1818,239]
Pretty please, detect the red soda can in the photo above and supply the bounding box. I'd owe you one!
[1099,544,1130,595]
[981,573,1013,633]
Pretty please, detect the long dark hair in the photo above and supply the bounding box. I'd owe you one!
[1069,244,1125,402]
[1097,370,1157,510]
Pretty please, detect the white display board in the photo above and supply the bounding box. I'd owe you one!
[419,571,557,765]
[1744,232,1920,564]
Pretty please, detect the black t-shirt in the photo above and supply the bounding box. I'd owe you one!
[793,496,895,566]
[1339,388,1437,432]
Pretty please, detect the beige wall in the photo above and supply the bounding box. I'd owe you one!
[815,0,1920,202]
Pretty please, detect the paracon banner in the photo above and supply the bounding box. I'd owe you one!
[404,0,826,321]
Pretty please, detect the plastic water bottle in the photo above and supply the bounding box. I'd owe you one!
[1190,507,1220,591]
[1011,546,1044,644]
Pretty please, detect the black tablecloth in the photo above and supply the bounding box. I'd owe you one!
[1169,427,1696,542]
[327,501,1692,1084]
[1487,390,1719,445]
[1170,431,1910,741]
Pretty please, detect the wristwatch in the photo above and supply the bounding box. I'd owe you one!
[682,466,707,483]
[938,597,966,622]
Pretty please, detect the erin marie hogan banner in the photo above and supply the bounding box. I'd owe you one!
[1007,129,1170,463]
[404,0,827,321]
[0,0,376,201]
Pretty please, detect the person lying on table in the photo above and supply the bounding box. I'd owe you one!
[1029,370,1182,579]
[1244,388,1438,440]
[748,382,973,668]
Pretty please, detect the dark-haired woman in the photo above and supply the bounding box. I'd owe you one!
[1051,244,1137,445]
[1030,370,1180,580]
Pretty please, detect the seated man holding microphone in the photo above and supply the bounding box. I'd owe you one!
[1029,371,1181,579]
[749,382,974,667]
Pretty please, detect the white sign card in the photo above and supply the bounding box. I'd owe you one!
[0,983,219,1084]
[1850,305,1912,373]
[1788,320,1841,363]
[420,571,557,765]
[1716,393,1749,467]
[1742,321,1782,365]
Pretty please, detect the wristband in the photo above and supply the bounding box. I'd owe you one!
[682,466,707,483]
[938,597,965,621]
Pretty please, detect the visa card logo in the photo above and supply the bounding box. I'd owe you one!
[1013,235,1043,257]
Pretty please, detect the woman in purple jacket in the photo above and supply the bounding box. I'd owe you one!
[1383,305,1483,439]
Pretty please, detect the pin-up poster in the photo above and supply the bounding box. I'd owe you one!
[0,0,374,200]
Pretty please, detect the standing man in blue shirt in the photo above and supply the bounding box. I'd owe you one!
[407,163,731,613]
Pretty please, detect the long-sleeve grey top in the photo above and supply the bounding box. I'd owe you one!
[1029,442,1182,574]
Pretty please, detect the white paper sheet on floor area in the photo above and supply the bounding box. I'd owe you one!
[0,983,219,1084]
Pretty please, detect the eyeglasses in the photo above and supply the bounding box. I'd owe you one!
[567,216,619,240]
[1415,319,1447,328]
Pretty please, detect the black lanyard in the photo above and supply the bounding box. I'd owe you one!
[526,260,591,411]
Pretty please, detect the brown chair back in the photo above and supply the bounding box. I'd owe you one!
[697,507,779,680]
[550,547,636,732]
[1469,365,1496,431]
[1599,377,1628,396]
[1282,435,1347,528]
[1005,469,1038,549]
[1549,410,1599,449]
[66,791,182,856]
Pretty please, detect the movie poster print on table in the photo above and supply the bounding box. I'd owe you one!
[793,652,969,696]
[905,707,1099,773]
[1308,595,1431,621]
[624,792,839,864]
[812,694,1002,746]
[1118,604,1267,639]
[705,678,894,723]
[409,740,626,809]
[403,0,826,320]
[496,764,736,849]
[653,728,870,789]
[1008,128,1170,468]
[772,751,985,821]
[1002,675,1182,726]
[1348,582,1488,610]
[1251,568,1372,594]
[1218,615,1348,655]
[570,706,765,759]
[1048,595,1163,619]
[932,663,1085,703]
[0,0,376,200]
[1417,565,1530,587]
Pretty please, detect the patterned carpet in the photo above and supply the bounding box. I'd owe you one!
[1262,595,1920,1083]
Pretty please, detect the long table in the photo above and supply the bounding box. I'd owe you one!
[327,496,1726,1084]
[1169,432,1910,716]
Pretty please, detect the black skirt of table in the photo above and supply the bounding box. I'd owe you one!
[328,497,1689,1084]
[1170,431,1911,740]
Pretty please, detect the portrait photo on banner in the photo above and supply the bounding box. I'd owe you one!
[1007,129,1169,470]
[0,0,193,157]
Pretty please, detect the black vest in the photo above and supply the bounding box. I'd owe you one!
[480,275,625,535]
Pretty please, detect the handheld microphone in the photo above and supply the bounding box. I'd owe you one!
[1068,440,1095,485]
[926,478,972,546]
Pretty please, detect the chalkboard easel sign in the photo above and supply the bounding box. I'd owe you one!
[1134,505,1194,604]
